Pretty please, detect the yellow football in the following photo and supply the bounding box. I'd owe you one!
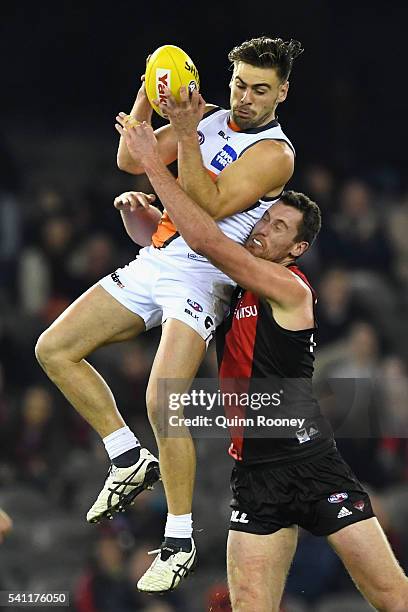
[144,45,200,117]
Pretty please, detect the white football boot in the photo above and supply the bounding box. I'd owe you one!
[86,448,160,523]
[137,539,197,593]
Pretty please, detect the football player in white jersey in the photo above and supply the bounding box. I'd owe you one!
[35,37,303,592]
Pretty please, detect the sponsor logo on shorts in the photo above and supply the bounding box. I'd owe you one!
[296,427,310,444]
[337,506,353,519]
[111,272,125,288]
[184,308,199,321]
[187,299,203,312]
[211,144,237,171]
[328,492,349,504]
[204,315,214,330]
[308,424,319,437]
[197,130,205,145]
[353,500,365,512]
[230,510,249,524]
[187,252,207,261]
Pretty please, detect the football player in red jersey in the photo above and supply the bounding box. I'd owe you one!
[116,120,408,612]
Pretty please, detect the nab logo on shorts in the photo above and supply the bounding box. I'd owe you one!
[328,492,349,504]
[211,144,237,171]
[231,510,249,524]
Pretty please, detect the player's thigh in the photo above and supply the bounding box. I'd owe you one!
[146,318,206,414]
[328,517,408,604]
[227,527,298,612]
[37,284,146,362]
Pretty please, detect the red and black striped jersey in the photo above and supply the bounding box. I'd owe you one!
[216,265,333,465]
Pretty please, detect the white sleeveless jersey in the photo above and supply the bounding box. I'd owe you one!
[147,107,294,284]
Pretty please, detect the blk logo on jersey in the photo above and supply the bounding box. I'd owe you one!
[218,130,231,141]
[211,144,237,171]
[197,130,205,145]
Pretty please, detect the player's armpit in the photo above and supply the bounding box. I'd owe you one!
[211,140,294,220]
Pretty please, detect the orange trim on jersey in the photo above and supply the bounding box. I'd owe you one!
[151,169,219,247]
[151,211,177,248]
[227,118,241,132]
[206,168,218,182]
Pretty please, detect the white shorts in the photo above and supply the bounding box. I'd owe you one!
[99,247,233,344]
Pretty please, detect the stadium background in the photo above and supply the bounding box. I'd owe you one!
[1,1,407,610]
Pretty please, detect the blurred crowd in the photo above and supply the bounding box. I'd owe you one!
[0,132,408,612]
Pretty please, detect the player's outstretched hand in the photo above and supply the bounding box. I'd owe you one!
[0,508,12,543]
[155,86,206,138]
[114,191,156,212]
[115,118,159,165]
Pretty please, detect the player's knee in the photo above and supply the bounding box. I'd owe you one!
[146,387,174,438]
[146,387,160,428]
[371,577,408,611]
[35,330,62,372]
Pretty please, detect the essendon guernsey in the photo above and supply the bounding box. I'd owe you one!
[216,265,333,465]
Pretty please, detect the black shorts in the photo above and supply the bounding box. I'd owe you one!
[229,446,374,536]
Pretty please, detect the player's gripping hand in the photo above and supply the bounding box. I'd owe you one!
[115,120,159,165]
[114,191,156,212]
[155,86,206,138]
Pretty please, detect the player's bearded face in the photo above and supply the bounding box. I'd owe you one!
[245,204,304,263]
[229,63,288,129]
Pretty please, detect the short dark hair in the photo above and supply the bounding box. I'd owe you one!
[228,36,304,82]
[280,190,321,246]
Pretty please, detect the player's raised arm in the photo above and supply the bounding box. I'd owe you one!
[161,87,294,220]
[116,77,179,175]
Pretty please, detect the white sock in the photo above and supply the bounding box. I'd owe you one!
[103,426,140,461]
[164,513,193,539]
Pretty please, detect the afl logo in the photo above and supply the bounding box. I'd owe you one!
[187,299,203,312]
[197,130,205,145]
[328,492,349,504]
